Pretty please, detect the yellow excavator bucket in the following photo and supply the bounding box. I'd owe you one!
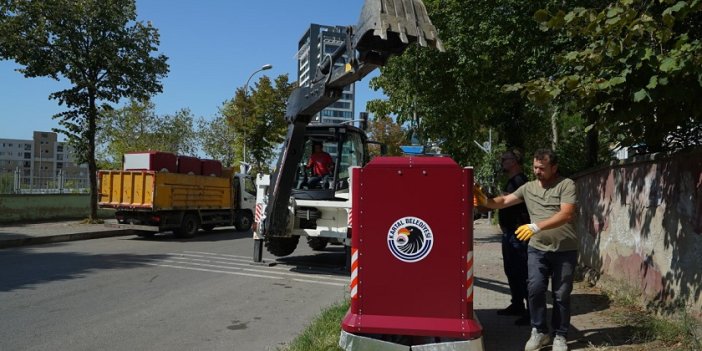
[354,0,444,62]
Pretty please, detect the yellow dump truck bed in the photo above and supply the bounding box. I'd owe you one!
[98,170,233,210]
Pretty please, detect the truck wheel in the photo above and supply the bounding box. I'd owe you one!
[175,214,199,238]
[235,211,253,232]
[265,236,300,257]
[306,237,328,251]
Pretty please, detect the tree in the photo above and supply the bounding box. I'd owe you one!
[0,0,169,220]
[508,0,702,154]
[97,100,196,169]
[223,74,296,175]
[366,0,566,166]
[366,116,408,157]
[197,111,237,168]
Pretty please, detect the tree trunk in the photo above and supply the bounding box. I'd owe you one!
[585,110,598,168]
[88,93,98,220]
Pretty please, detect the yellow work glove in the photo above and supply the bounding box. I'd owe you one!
[473,184,487,207]
[515,223,541,241]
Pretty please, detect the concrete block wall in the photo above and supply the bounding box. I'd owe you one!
[0,194,113,223]
[574,148,702,319]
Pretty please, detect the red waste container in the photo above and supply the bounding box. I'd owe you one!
[342,156,482,342]
[177,155,201,175]
[201,159,223,177]
[123,151,177,173]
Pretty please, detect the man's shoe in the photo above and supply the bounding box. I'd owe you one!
[514,313,531,326]
[496,303,526,316]
[524,328,551,351]
[552,335,568,351]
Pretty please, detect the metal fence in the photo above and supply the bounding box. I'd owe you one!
[0,170,89,194]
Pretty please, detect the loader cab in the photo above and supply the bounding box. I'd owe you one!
[293,124,367,200]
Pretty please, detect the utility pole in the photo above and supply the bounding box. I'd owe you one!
[473,128,493,222]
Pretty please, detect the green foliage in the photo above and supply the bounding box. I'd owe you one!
[0,0,169,219]
[197,112,237,167]
[366,116,408,157]
[367,0,562,168]
[223,74,296,175]
[512,0,702,153]
[279,300,348,351]
[474,141,507,195]
[0,173,14,194]
[97,99,196,169]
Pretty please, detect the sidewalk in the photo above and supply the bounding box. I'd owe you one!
[472,218,648,351]
[0,219,132,249]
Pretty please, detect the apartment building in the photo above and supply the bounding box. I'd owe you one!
[0,131,88,190]
[297,23,355,125]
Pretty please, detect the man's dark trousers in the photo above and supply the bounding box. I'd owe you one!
[502,230,529,309]
[527,247,578,337]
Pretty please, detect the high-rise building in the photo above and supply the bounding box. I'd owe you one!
[297,24,355,125]
[0,131,88,192]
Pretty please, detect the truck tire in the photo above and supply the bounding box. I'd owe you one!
[235,211,253,232]
[306,237,328,251]
[265,236,300,257]
[174,213,199,238]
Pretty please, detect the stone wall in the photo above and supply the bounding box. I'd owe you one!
[574,148,702,318]
[0,194,113,223]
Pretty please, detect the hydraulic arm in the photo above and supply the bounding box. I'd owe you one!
[261,0,444,239]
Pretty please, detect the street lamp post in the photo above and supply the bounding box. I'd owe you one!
[242,64,273,166]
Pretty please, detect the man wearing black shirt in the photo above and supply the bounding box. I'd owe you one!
[496,150,531,325]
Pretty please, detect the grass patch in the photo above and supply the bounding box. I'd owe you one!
[604,284,701,350]
[280,300,349,351]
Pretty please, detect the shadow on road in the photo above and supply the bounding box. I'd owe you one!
[276,247,349,277]
[0,248,168,292]
[121,228,251,243]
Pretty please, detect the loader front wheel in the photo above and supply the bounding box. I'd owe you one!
[265,236,300,257]
[306,237,328,251]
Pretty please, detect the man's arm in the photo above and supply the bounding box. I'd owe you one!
[474,185,524,209]
[485,193,523,209]
[534,202,575,231]
[515,202,576,241]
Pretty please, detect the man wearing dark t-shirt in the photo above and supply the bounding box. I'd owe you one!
[497,150,531,325]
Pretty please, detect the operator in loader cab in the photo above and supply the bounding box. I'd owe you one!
[306,141,334,188]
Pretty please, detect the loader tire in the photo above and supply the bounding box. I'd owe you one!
[265,236,300,257]
[174,213,199,238]
[306,237,328,251]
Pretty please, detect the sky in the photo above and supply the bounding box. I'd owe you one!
[0,0,385,141]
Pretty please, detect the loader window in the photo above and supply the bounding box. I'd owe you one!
[338,133,364,180]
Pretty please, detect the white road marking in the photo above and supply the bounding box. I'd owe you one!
[131,251,349,287]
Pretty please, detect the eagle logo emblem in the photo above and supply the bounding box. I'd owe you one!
[387,216,434,262]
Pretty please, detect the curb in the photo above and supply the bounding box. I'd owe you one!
[0,230,134,249]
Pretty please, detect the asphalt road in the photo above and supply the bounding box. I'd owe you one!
[0,228,349,351]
